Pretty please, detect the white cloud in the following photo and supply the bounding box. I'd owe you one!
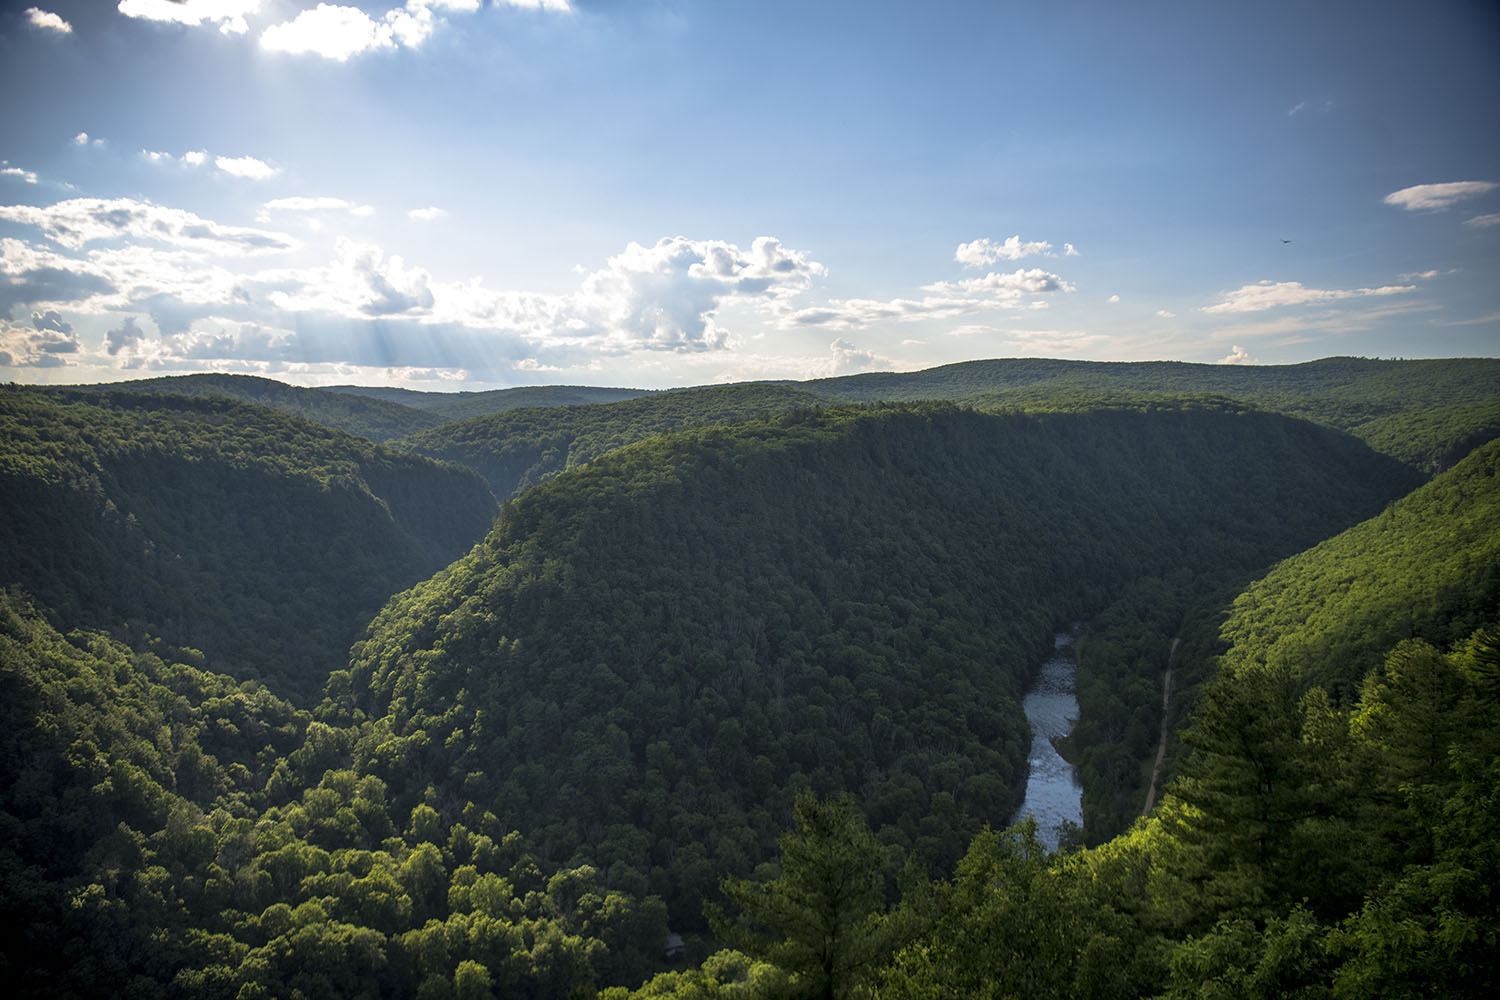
[827,337,890,376]
[1287,101,1306,117]
[408,206,447,222]
[73,132,89,145]
[1107,294,1120,303]
[117,0,260,35]
[25,8,72,33]
[1156,309,1176,318]
[183,150,207,166]
[261,196,374,219]
[1218,345,1257,365]
[1203,279,1417,313]
[922,267,1073,298]
[0,197,299,255]
[259,1,545,61]
[1464,212,1500,229]
[0,311,81,369]
[261,4,397,60]
[1064,243,1080,256]
[954,235,1053,266]
[215,155,279,180]
[2,166,39,185]
[788,267,1073,331]
[1383,181,1497,212]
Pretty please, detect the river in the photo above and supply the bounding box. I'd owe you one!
[1010,627,1084,851]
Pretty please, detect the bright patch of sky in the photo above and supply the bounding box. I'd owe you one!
[2,0,1497,387]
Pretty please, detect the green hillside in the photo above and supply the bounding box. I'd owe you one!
[1216,436,1500,693]
[88,373,446,442]
[0,387,497,699]
[349,402,1411,924]
[393,382,825,498]
[2,361,1496,999]
[328,383,652,422]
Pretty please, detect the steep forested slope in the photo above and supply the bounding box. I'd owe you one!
[393,382,824,498]
[347,402,1413,924]
[0,594,668,1000]
[89,374,446,441]
[1215,436,1500,694]
[0,388,497,699]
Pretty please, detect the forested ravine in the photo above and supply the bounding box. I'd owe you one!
[1010,627,1084,850]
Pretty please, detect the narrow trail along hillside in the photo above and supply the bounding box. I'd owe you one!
[1142,636,1179,815]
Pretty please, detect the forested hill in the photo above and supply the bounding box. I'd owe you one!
[345,402,1414,924]
[392,382,825,498]
[804,357,1500,469]
[1215,435,1500,694]
[327,383,652,421]
[89,373,446,442]
[0,388,497,700]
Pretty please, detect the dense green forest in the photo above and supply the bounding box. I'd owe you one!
[0,388,497,699]
[95,374,450,443]
[3,357,1497,998]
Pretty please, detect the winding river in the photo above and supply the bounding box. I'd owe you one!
[1010,627,1084,851]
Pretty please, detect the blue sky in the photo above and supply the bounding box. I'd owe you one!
[2,0,1496,389]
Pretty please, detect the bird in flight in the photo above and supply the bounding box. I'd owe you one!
[1282,239,1293,243]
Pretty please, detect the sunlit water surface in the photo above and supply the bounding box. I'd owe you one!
[1010,628,1084,852]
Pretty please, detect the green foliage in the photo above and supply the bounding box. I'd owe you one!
[86,373,447,442]
[330,382,652,422]
[393,382,824,498]
[1217,437,1500,695]
[3,361,1496,998]
[0,387,497,698]
[351,403,1406,924]
[711,794,891,1000]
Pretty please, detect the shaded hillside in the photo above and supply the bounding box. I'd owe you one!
[87,373,445,442]
[0,388,497,699]
[1215,435,1500,694]
[346,402,1413,924]
[803,357,1500,468]
[393,382,824,498]
[329,383,651,422]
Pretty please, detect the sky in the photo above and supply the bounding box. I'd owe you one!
[1,0,1497,390]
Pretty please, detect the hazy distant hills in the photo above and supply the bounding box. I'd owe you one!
[326,383,652,421]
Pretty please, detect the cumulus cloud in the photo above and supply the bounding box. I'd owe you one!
[0,198,299,255]
[2,166,39,185]
[1383,181,1497,212]
[25,8,72,33]
[955,235,1053,266]
[0,309,82,368]
[561,236,826,351]
[922,267,1073,298]
[106,316,146,356]
[1218,345,1257,365]
[118,0,260,35]
[1203,279,1416,313]
[788,267,1073,331]
[1156,309,1176,318]
[1107,294,1120,303]
[408,206,446,222]
[259,1,543,61]
[827,337,890,376]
